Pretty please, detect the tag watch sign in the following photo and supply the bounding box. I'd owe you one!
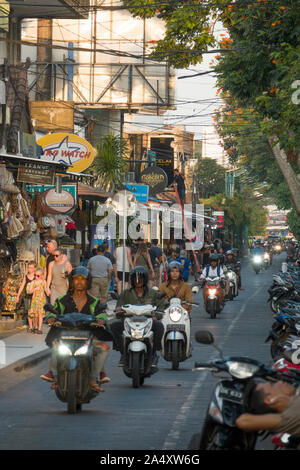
[37,133,96,173]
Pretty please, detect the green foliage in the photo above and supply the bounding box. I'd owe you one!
[123,0,218,68]
[286,208,300,240]
[195,158,225,198]
[92,134,129,191]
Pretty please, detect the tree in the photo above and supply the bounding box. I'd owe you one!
[195,158,225,198]
[122,0,218,68]
[92,134,129,191]
[214,1,300,214]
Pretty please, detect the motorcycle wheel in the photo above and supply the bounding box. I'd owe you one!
[132,352,141,389]
[271,332,291,360]
[198,418,220,450]
[228,287,234,301]
[171,341,180,370]
[67,370,77,414]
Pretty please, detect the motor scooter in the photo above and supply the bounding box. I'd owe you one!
[45,304,108,414]
[161,298,198,370]
[225,269,238,300]
[204,276,224,319]
[118,304,164,388]
[252,255,263,274]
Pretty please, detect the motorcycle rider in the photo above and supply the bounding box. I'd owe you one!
[236,380,300,437]
[159,261,194,314]
[41,267,113,392]
[111,266,166,367]
[200,254,225,306]
[226,250,243,291]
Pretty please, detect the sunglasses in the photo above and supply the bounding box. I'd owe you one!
[54,254,61,258]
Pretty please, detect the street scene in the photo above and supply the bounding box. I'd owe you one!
[0,0,300,453]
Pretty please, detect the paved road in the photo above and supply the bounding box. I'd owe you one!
[0,254,281,450]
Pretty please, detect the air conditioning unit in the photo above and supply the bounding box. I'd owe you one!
[123,172,136,183]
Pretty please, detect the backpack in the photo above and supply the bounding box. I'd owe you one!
[205,264,221,277]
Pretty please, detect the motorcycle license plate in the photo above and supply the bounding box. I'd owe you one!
[219,387,243,403]
[166,324,185,332]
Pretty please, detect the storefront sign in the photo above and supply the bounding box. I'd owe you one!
[139,166,168,197]
[26,184,77,203]
[125,184,149,203]
[37,133,96,174]
[17,166,54,185]
[41,188,75,214]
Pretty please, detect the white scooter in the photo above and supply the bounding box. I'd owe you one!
[161,298,198,370]
[225,269,238,300]
[119,304,164,388]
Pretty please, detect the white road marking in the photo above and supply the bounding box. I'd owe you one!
[162,285,264,450]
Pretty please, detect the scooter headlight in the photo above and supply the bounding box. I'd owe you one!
[74,344,89,356]
[169,307,183,322]
[264,253,270,259]
[209,289,217,296]
[58,343,72,356]
[131,329,144,340]
[227,361,260,379]
[253,255,262,264]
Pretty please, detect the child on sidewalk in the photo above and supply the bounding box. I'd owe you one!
[27,267,50,334]
[16,261,37,330]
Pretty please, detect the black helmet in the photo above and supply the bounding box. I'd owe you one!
[218,254,225,264]
[129,266,149,287]
[167,261,183,279]
[70,266,92,289]
[209,254,219,263]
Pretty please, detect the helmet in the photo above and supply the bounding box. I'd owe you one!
[209,254,219,263]
[218,254,225,264]
[226,250,233,256]
[232,248,239,253]
[70,266,91,289]
[167,261,183,279]
[129,266,149,287]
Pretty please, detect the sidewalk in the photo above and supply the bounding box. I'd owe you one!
[0,326,49,372]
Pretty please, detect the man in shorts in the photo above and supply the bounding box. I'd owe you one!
[87,245,113,302]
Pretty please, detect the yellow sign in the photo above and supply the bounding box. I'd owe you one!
[37,133,96,174]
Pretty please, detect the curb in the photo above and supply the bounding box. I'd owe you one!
[0,348,51,376]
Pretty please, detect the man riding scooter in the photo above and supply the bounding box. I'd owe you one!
[110,266,165,368]
[200,254,226,307]
[41,267,112,392]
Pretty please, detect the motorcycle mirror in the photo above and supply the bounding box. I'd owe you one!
[195,330,214,345]
[44,303,58,314]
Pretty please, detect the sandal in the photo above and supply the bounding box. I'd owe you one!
[27,329,33,333]
[90,382,105,392]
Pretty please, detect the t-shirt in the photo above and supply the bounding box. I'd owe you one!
[149,246,162,269]
[87,255,113,278]
[201,266,224,279]
[177,257,191,280]
[271,394,300,436]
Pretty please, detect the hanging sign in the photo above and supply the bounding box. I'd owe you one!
[41,188,75,214]
[139,166,168,197]
[37,133,96,174]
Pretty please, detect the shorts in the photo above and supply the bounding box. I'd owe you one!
[90,277,109,299]
[117,271,129,282]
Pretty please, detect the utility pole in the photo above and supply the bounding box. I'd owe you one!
[36,19,52,101]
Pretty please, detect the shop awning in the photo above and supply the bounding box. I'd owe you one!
[77,183,112,202]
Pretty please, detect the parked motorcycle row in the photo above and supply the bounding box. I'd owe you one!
[188,250,300,450]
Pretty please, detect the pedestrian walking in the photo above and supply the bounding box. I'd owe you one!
[102,241,118,292]
[27,267,50,334]
[87,245,113,302]
[46,248,72,305]
[16,261,37,329]
[114,240,134,294]
[133,243,155,282]
[173,168,186,203]
[149,239,165,288]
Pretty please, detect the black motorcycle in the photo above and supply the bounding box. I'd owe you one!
[46,305,108,414]
[188,330,300,450]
